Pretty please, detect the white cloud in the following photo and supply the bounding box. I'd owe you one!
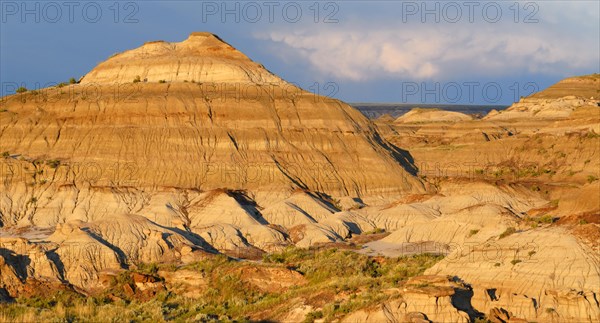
[254,2,599,81]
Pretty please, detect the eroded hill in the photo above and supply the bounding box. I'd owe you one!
[0,35,598,322]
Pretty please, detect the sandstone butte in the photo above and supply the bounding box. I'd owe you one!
[0,33,599,322]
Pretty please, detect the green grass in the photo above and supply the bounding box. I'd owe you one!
[45,159,61,169]
[0,247,444,322]
[364,228,385,235]
[499,227,516,239]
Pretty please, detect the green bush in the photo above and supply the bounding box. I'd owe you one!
[0,247,445,322]
[303,310,323,323]
[16,86,27,93]
[158,80,167,84]
[133,76,141,83]
[499,227,516,239]
[136,262,159,275]
[46,159,61,169]
[69,77,77,84]
[365,228,385,234]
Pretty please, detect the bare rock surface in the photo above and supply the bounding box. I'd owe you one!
[0,34,598,322]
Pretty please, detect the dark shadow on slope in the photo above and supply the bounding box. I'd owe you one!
[162,226,220,255]
[0,288,14,303]
[371,131,419,176]
[450,276,485,322]
[45,249,67,282]
[0,248,30,280]
[79,228,129,269]
[226,190,269,225]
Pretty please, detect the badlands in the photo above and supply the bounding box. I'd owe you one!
[0,33,598,322]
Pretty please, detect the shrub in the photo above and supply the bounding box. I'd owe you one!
[0,246,445,322]
[510,259,522,265]
[468,229,479,237]
[46,160,60,168]
[365,228,385,234]
[499,227,516,239]
[158,80,167,84]
[538,215,554,224]
[69,77,77,84]
[587,175,599,184]
[587,131,600,139]
[16,86,28,93]
[133,76,141,83]
[303,310,323,323]
[137,262,159,275]
[1,151,9,158]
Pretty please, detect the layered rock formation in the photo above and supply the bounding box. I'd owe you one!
[81,32,284,85]
[485,74,599,120]
[0,34,422,228]
[373,74,600,322]
[0,32,422,293]
[395,108,473,123]
[1,33,598,322]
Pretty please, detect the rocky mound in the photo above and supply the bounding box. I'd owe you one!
[485,74,600,120]
[1,33,598,322]
[0,33,423,230]
[395,108,473,123]
[0,32,425,302]
[81,32,284,85]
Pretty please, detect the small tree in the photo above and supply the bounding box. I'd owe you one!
[69,77,77,84]
[16,86,27,93]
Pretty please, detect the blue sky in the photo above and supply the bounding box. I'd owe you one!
[1,1,598,105]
